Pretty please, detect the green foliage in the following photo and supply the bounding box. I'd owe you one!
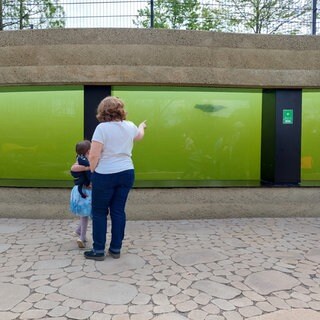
[217,0,311,34]
[133,0,225,30]
[1,0,65,30]
[134,0,311,34]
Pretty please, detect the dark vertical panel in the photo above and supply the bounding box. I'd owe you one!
[275,90,302,184]
[84,86,111,141]
[261,90,276,183]
[261,89,302,185]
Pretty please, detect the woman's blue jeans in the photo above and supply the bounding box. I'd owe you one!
[91,169,134,254]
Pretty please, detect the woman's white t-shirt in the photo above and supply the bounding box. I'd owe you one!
[92,121,139,174]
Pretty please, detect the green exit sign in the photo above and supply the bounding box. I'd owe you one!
[283,109,293,124]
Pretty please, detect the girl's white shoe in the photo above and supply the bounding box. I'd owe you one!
[77,239,86,248]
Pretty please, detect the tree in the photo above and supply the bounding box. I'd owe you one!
[134,0,311,34]
[216,0,311,34]
[1,0,65,30]
[133,0,225,30]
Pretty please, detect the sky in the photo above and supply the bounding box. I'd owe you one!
[59,0,149,28]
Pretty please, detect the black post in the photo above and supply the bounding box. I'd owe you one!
[261,89,302,186]
[150,0,154,28]
[0,0,3,30]
[19,0,23,29]
[312,0,317,35]
[84,86,111,141]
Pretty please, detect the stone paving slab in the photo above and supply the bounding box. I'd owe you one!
[249,309,320,320]
[0,217,319,319]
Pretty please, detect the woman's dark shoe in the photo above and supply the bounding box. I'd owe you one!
[108,250,120,259]
[84,250,105,261]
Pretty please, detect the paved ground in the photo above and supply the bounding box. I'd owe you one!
[0,217,320,320]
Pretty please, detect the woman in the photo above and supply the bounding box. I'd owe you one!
[84,96,146,261]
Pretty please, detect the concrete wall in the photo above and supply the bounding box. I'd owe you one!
[1,28,320,88]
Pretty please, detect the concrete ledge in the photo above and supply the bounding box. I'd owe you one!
[1,187,319,220]
[1,28,320,88]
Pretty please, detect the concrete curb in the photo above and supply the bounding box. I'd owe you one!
[1,187,319,219]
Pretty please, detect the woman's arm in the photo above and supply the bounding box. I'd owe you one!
[134,120,147,141]
[71,163,90,172]
[89,141,103,173]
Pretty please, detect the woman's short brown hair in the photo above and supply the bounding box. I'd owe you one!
[96,96,126,122]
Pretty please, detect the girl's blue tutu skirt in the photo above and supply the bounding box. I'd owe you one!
[70,186,92,217]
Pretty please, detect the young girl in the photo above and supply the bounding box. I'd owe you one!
[70,140,92,248]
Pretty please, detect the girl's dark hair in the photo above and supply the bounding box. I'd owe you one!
[96,96,126,122]
[75,140,91,156]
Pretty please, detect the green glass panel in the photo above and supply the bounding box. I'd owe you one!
[0,86,83,186]
[301,90,320,183]
[112,86,262,186]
